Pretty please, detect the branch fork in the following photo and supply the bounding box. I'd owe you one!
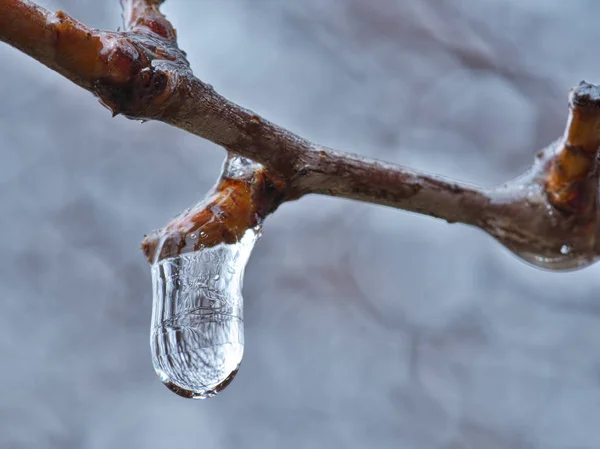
[2,0,600,271]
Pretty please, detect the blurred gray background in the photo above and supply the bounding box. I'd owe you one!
[2,0,600,448]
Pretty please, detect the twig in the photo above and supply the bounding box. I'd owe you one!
[2,0,600,270]
[141,153,286,264]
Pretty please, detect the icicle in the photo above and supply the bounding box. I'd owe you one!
[143,155,278,399]
[150,227,259,399]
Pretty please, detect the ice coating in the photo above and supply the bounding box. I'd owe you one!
[486,145,600,272]
[512,247,595,272]
[150,227,259,399]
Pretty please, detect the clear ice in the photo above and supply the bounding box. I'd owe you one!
[513,249,594,271]
[150,228,259,399]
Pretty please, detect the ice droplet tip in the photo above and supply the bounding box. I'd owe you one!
[161,366,241,399]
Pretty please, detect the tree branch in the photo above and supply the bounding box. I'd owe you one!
[141,153,286,264]
[2,0,600,270]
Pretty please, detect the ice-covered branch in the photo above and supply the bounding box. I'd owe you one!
[2,0,600,270]
[141,154,286,264]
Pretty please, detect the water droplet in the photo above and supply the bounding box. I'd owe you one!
[253,224,263,238]
[138,119,147,124]
[150,227,260,399]
[199,231,207,238]
[560,244,571,255]
[213,275,220,281]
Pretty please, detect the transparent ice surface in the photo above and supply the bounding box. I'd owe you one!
[515,250,595,272]
[150,228,259,399]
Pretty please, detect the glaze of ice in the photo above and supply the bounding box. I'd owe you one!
[485,147,597,271]
[223,156,262,178]
[150,228,259,399]
[516,249,593,271]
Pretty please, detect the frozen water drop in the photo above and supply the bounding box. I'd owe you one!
[189,233,198,241]
[560,244,571,255]
[150,227,259,399]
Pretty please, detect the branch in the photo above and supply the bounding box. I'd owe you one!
[140,153,286,264]
[2,0,600,270]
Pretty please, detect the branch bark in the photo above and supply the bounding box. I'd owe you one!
[141,153,286,264]
[2,0,600,270]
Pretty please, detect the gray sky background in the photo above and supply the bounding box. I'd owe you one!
[2,1,600,448]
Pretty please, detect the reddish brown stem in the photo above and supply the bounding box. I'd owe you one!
[121,0,176,41]
[0,0,106,89]
[546,82,600,216]
[141,155,287,263]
